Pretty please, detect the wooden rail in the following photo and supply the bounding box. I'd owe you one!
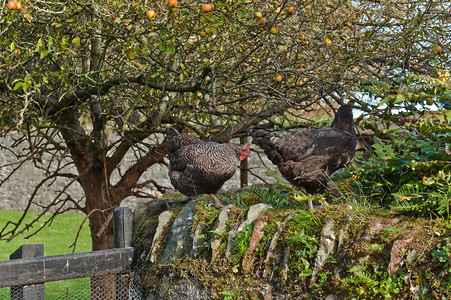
[0,247,135,288]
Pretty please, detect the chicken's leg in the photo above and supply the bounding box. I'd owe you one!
[308,197,329,211]
[308,199,314,211]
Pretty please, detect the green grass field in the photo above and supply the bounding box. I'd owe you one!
[0,210,92,299]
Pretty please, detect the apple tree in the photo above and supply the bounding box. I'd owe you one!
[0,0,449,254]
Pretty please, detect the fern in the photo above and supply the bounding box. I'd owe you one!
[230,185,299,209]
[219,289,241,300]
[436,171,451,219]
[231,224,253,263]
[391,186,426,212]
[391,175,451,219]
[392,185,424,201]
[230,192,261,208]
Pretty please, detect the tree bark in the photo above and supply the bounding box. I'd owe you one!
[76,162,116,250]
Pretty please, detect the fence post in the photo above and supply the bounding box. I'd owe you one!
[113,207,133,299]
[114,207,132,248]
[10,244,45,300]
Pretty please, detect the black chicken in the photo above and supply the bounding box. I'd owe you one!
[168,128,251,207]
[250,104,357,210]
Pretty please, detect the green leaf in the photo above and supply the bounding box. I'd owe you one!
[40,50,50,59]
[373,143,396,160]
[379,95,395,106]
[382,128,400,134]
[394,94,405,103]
[166,44,175,54]
[61,35,70,46]
[422,177,435,186]
[13,82,23,91]
[419,92,431,99]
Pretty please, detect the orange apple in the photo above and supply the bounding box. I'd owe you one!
[199,30,207,37]
[286,6,294,15]
[146,10,156,19]
[274,74,283,82]
[14,0,22,9]
[6,1,15,9]
[168,0,177,8]
[202,3,212,12]
[259,17,267,25]
[435,45,443,53]
[299,33,305,40]
[270,27,278,34]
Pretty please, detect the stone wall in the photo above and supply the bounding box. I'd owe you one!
[0,134,83,212]
[133,198,450,299]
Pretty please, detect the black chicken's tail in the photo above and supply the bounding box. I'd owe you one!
[169,127,179,137]
[250,126,282,165]
[250,126,269,141]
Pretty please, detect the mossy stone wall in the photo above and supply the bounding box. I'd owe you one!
[133,197,450,299]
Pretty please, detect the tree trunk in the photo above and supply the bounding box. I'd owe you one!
[82,170,116,251]
[82,169,118,299]
[63,114,167,298]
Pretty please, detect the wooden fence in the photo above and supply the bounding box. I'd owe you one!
[0,207,139,300]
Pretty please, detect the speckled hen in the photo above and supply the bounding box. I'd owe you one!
[250,104,357,210]
[168,128,250,206]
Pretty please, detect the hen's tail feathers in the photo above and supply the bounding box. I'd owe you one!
[249,126,270,147]
[250,127,282,165]
[250,126,268,137]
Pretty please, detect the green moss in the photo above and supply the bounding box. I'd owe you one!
[193,197,221,228]
[225,206,245,232]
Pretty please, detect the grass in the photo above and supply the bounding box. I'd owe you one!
[0,210,92,299]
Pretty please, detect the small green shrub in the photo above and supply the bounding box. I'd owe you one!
[232,224,253,263]
[345,111,451,219]
[282,210,323,282]
[341,260,405,298]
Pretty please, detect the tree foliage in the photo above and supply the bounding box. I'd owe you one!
[0,0,450,251]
